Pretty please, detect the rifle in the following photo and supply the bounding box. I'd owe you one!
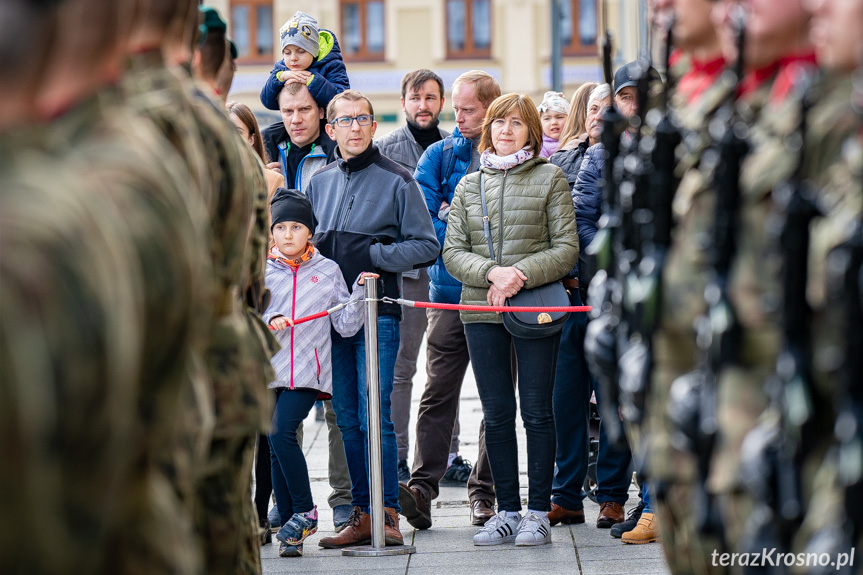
[618,21,681,435]
[583,28,630,447]
[667,3,748,544]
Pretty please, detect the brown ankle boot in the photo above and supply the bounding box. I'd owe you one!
[384,507,404,546]
[318,506,371,549]
[621,512,659,544]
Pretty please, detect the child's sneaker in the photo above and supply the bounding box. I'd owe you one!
[278,541,303,557]
[472,511,520,546]
[515,512,552,546]
[276,509,318,545]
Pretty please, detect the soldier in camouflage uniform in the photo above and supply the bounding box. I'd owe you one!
[705,0,818,556]
[183,7,277,574]
[791,0,863,565]
[646,0,729,570]
[1,0,211,573]
[122,0,218,521]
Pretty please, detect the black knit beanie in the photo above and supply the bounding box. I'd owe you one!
[270,187,317,233]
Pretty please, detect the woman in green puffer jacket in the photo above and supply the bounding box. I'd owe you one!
[443,93,579,547]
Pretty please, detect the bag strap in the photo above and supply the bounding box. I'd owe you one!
[479,173,495,261]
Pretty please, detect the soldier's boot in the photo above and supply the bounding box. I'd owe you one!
[621,512,660,544]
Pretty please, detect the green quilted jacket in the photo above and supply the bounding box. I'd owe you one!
[443,156,579,324]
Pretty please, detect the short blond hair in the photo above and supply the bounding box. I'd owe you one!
[478,93,543,158]
[326,89,374,123]
[452,70,501,108]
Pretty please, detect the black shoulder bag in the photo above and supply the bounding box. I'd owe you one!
[479,174,570,339]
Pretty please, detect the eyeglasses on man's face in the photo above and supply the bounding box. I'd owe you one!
[330,114,374,128]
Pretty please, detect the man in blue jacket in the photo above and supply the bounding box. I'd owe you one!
[309,90,440,549]
[398,70,502,530]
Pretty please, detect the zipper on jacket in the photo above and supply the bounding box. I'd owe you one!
[497,170,507,264]
[294,143,317,190]
[290,267,297,389]
[314,348,320,384]
[340,195,356,230]
[279,141,290,184]
[334,169,353,231]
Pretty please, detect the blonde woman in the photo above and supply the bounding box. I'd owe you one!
[443,93,578,547]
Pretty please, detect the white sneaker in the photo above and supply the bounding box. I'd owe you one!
[473,511,520,546]
[515,512,552,546]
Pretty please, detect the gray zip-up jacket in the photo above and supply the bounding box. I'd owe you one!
[305,143,440,317]
[375,123,449,172]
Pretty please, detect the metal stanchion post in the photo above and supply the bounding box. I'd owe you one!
[343,279,415,557]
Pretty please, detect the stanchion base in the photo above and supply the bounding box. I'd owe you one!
[341,544,416,556]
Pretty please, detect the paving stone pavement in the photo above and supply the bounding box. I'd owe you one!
[258,336,671,575]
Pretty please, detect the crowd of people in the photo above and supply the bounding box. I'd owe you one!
[1,0,862,573]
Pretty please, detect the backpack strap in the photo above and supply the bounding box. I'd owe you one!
[439,135,456,197]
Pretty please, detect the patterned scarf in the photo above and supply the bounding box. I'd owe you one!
[269,243,315,269]
[480,145,534,171]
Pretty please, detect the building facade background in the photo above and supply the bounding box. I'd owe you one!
[211,0,649,132]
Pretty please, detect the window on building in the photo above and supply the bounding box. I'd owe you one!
[560,0,597,56]
[447,0,491,59]
[341,0,385,61]
[231,0,274,63]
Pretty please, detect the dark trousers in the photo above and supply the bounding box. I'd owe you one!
[268,388,318,525]
[391,270,462,461]
[464,322,560,512]
[594,377,634,505]
[254,433,273,523]
[408,308,494,502]
[551,289,593,511]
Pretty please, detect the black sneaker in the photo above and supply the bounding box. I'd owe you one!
[441,456,472,485]
[398,459,411,483]
[610,501,646,539]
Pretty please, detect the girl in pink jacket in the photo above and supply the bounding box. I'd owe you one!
[263,188,376,557]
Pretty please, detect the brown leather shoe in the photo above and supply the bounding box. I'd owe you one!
[398,483,432,529]
[596,501,625,528]
[384,507,404,545]
[470,499,495,526]
[621,512,659,544]
[318,506,371,548]
[548,502,585,526]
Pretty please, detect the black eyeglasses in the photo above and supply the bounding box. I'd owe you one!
[330,114,374,128]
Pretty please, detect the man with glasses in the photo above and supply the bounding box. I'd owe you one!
[308,90,440,549]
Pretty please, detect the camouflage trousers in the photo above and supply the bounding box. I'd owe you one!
[649,344,728,575]
[195,435,260,575]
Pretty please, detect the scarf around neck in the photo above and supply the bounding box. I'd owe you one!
[269,243,315,269]
[480,146,534,171]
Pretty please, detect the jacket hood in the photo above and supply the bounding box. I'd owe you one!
[317,29,341,63]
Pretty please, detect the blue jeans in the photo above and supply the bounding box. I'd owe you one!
[269,388,319,526]
[642,480,652,513]
[331,316,400,511]
[464,322,559,513]
[551,290,593,511]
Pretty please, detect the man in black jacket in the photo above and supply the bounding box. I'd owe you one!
[261,82,336,192]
